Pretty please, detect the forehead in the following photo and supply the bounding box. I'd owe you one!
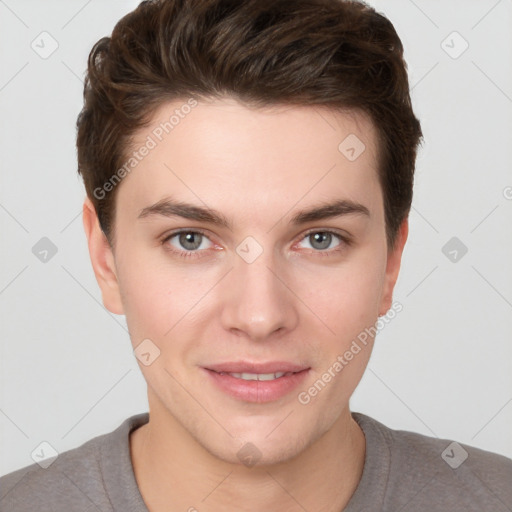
[117,97,382,221]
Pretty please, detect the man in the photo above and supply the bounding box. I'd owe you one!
[1,0,511,510]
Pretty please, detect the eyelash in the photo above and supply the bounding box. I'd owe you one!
[161,228,213,259]
[161,228,352,259]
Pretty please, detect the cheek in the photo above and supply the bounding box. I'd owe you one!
[293,248,387,337]
[115,249,221,346]
[113,246,175,341]
[296,261,384,416]
[333,264,385,331]
[114,224,387,350]
[308,248,387,402]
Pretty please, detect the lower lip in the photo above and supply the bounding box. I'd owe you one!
[202,368,310,403]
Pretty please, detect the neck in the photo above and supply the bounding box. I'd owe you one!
[130,402,365,512]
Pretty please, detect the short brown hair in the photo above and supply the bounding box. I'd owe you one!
[76,0,422,248]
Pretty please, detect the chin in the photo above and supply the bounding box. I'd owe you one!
[209,437,310,468]
[198,418,323,468]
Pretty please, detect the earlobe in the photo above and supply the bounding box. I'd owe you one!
[378,219,408,317]
[82,197,124,315]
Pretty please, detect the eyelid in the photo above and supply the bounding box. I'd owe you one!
[298,227,352,244]
[160,228,219,256]
[301,226,349,236]
[160,227,352,258]
[161,227,213,242]
[161,227,351,242]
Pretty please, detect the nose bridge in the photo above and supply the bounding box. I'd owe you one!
[220,240,298,340]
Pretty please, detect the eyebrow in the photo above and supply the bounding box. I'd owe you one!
[137,197,370,228]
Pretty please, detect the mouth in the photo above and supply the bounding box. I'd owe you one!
[202,362,310,403]
[217,371,295,381]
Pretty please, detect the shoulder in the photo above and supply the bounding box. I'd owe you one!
[0,413,149,512]
[353,412,512,512]
[0,431,108,511]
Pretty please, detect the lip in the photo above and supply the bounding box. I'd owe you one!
[205,361,309,374]
[202,361,310,403]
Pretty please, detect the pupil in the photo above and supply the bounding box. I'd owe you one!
[310,232,331,250]
[179,232,202,250]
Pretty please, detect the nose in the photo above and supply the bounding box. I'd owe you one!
[220,248,299,342]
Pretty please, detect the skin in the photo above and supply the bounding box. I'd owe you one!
[83,97,408,512]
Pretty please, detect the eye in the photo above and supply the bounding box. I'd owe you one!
[297,231,347,251]
[164,230,213,252]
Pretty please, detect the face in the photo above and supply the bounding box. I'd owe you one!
[84,97,407,466]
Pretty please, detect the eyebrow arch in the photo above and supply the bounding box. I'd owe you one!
[290,199,370,225]
[137,197,370,228]
[138,198,230,228]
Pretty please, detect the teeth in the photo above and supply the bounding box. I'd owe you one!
[226,372,288,381]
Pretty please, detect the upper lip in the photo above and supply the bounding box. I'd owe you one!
[205,361,309,374]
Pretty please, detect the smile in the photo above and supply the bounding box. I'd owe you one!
[203,366,310,403]
[218,371,293,381]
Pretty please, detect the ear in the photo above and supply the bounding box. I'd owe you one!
[378,218,408,316]
[82,197,124,315]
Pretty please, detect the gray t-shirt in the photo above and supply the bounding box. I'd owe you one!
[1,412,511,511]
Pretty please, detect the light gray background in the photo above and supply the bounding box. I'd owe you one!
[1,0,511,476]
